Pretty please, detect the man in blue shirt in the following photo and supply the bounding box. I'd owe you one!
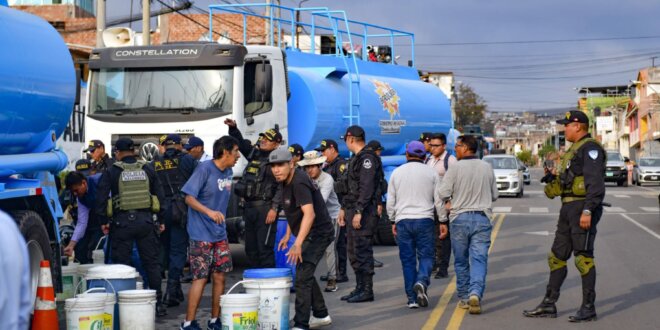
[180,136,240,330]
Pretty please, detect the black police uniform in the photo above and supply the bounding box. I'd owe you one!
[339,146,381,303]
[74,174,104,264]
[96,154,167,314]
[229,126,279,268]
[152,148,197,306]
[323,156,349,281]
[91,153,114,175]
[524,132,605,322]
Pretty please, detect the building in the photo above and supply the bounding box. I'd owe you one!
[576,85,631,156]
[630,68,660,159]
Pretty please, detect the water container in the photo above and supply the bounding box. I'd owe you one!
[65,296,106,330]
[77,264,99,292]
[274,219,296,279]
[57,262,80,301]
[220,293,260,330]
[243,268,293,330]
[118,290,157,330]
[77,288,116,330]
[86,265,138,330]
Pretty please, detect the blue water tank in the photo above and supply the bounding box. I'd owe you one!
[286,50,451,156]
[0,6,75,155]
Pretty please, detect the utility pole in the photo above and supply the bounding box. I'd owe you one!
[142,0,150,45]
[96,0,106,47]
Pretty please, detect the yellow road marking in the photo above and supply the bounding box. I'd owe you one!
[422,213,506,330]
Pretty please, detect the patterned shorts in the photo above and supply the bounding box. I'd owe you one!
[189,240,233,280]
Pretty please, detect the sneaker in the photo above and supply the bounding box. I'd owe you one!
[207,319,222,330]
[407,301,419,309]
[180,320,202,330]
[468,294,482,314]
[374,259,384,268]
[324,279,338,292]
[413,282,429,307]
[458,300,469,309]
[309,315,332,329]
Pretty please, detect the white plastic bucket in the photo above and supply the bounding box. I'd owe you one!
[65,296,106,330]
[77,288,116,330]
[136,281,143,290]
[58,262,80,301]
[220,293,260,330]
[77,264,98,292]
[243,269,292,330]
[92,249,105,264]
[118,289,157,330]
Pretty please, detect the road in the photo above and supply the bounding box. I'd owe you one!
[155,168,660,329]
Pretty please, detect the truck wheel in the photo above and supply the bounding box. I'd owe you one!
[11,210,52,314]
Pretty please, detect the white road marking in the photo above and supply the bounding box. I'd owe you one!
[640,207,660,212]
[605,207,626,213]
[621,213,660,240]
[493,207,512,213]
[523,231,551,236]
[529,207,549,213]
[614,194,630,198]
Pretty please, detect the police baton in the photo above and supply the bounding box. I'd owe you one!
[265,223,273,245]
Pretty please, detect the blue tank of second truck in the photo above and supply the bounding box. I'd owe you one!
[0,5,75,156]
[286,50,451,156]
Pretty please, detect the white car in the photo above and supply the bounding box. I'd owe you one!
[483,155,524,198]
[633,157,660,186]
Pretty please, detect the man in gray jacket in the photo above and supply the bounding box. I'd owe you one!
[387,141,444,309]
[438,135,498,315]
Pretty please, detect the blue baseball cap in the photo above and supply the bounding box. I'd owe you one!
[406,141,426,158]
[184,136,204,150]
[164,134,182,145]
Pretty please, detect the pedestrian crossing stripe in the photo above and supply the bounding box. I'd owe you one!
[614,195,630,198]
[493,206,512,213]
[529,207,549,213]
[605,207,627,213]
[640,207,660,212]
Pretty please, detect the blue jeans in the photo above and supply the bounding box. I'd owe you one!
[450,212,492,300]
[396,218,436,302]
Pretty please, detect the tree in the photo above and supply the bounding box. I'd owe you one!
[455,83,488,129]
[516,150,532,165]
[538,143,556,160]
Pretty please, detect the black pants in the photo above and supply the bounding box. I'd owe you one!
[293,233,333,329]
[336,226,348,277]
[110,212,162,297]
[434,223,451,272]
[244,202,276,268]
[160,205,189,283]
[547,200,602,294]
[74,228,103,264]
[346,208,376,275]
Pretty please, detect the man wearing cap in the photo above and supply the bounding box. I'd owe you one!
[387,141,443,309]
[524,111,605,322]
[270,147,335,330]
[419,132,432,163]
[95,137,168,316]
[427,133,457,279]
[317,139,349,283]
[366,140,387,269]
[225,119,281,268]
[84,139,114,174]
[185,136,213,162]
[63,170,103,264]
[298,150,342,293]
[289,144,304,165]
[438,135,498,315]
[337,125,382,303]
[152,134,198,307]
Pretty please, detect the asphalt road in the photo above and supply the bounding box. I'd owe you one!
[154,168,660,329]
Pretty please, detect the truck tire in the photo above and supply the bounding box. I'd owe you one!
[11,210,52,313]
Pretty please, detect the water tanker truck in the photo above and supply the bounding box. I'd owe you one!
[0,4,75,306]
[83,3,453,244]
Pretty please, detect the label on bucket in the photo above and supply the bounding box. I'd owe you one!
[224,311,257,330]
[78,314,104,330]
[255,294,288,330]
[103,313,113,330]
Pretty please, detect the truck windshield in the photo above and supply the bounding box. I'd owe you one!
[484,157,518,170]
[607,151,623,161]
[89,68,234,115]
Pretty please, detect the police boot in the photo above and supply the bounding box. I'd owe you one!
[523,289,559,318]
[347,273,374,303]
[156,292,168,317]
[341,272,363,301]
[163,280,181,307]
[568,290,597,322]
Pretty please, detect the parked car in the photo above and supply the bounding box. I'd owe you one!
[484,155,524,197]
[605,150,628,186]
[518,159,531,185]
[633,157,660,186]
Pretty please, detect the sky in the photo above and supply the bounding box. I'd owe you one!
[108,0,660,113]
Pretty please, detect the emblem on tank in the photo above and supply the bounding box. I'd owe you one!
[372,80,401,119]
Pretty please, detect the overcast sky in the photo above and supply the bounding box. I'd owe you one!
[109,0,660,113]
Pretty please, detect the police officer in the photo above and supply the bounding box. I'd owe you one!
[84,139,114,174]
[95,138,168,316]
[152,134,197,307]
[316,139,349,283]
[337,125,382,303]
[523,111,605,322]
[366,140,387,269]
[289,143,304,165]
[225,119,281,268]
[419,132,432,163]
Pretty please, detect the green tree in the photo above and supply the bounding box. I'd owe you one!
[455,83,488,129]
[516,150,532,165]
[538,143,556,160]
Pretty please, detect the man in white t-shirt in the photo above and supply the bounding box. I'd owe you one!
[426,133,457,279]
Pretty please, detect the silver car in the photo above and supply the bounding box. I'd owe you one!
[484,155,524,197]
[633,157,660,186]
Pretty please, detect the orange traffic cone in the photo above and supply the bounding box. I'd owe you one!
[32,260,58,330]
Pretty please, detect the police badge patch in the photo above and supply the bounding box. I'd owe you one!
[588,150,598,160]
[363,159,373,169]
